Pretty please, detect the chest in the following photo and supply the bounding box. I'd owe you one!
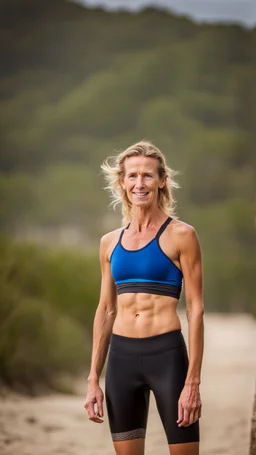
[121,230,157,250]
[121,230,179,263]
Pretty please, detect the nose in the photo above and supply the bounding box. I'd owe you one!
[135,175,145,189]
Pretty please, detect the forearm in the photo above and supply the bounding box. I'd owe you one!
[88,305,117,383]
[185,305,204,385]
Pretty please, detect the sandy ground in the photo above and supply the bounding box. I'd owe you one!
[0,313,255,455]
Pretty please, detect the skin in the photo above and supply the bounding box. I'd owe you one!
[84,155,204,455]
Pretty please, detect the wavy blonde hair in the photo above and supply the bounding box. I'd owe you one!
[101,140,179,224]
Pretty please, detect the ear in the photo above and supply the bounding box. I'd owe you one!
[159,175,167,189]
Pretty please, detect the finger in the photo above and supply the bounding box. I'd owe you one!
[187,410,194,426]
[194,409,199,423]
[85,402,96,419]
[179,408,189,427]
[89,415,104,423]
[177,402,183,424]
[192,405,201,424]
[96,397,104,418]
[86,403,103,423]
[93,401,103,421]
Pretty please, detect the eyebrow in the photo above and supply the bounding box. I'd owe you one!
[126,170,153,175]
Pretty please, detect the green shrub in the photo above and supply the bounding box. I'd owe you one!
[0,238,99,391]
[0,298,89,391]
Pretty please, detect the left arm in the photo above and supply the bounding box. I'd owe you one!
[177,224,204,427]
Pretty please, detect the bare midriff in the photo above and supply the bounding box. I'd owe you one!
[112,293,181,338]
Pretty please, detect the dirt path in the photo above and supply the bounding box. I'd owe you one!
[0,313,255,455]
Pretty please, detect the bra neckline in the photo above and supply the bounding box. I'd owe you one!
[119,235,157,253]
[119,216,172,253]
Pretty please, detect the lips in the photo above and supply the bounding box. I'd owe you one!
[133,192,149,197]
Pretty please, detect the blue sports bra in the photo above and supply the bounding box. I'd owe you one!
[110,217,183,299]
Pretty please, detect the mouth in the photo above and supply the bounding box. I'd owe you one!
[132,192,149,198]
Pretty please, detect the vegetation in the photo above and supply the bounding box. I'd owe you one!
[0,0,255,389]
[0,237,99,391]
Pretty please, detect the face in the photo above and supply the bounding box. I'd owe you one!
[121,156,166,209]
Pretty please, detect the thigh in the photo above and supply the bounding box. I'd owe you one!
[105,350,150,442]
[146,346,199,445]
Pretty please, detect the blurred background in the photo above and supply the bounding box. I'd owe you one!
[0,1,256,454]
[0,0,255,401]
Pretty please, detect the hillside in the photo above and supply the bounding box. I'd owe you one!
[0,0,255,313]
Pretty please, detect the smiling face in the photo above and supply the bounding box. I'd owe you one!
[121,156,166,210]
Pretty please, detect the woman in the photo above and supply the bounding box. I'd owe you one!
[84,140,204,455]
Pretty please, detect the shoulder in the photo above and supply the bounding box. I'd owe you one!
[170,219,197,236]
[101,227,123,247]
[100,227,123,260]
[168,219,200,251]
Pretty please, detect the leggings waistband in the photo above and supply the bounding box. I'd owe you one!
[110,329,186,356]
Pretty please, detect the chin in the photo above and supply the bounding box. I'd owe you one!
[133,200,153,208]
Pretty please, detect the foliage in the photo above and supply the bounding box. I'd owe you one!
[0,0,255,389]
[0,237,99,391]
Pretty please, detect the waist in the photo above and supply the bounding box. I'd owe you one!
[110,329,186,356]
[113,294,181,338]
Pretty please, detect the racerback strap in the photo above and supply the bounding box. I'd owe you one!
[118,223,131,243]
[155,217,172,239]
[120,217,172,242]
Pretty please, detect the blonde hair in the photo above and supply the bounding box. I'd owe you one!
[101,140,179,224]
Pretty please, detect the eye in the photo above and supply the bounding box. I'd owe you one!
[128,173,136,179]
[145,173,152,178]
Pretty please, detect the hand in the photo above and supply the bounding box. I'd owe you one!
[84,382,104,423]
[177,383,201,427]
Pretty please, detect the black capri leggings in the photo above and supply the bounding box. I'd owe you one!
[105,330,199,445]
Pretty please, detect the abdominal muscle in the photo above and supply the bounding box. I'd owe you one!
[112,293,181,338]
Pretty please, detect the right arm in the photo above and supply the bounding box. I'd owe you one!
[84,233,117,423]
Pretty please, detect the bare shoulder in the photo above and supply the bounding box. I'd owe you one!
[170,219,197,236]
[169,219,200,251]
[101,227,123,246]
[100,227,123,260]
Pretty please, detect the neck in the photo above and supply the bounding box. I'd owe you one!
[130,207,166,232]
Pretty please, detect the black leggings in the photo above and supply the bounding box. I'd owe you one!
[105,330,199,445]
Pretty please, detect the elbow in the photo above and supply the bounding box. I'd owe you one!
[196,303,204,316]
[105,301,117,318]
[186,301,204,322]
[96,300,117,319]
[106,308,117,318]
